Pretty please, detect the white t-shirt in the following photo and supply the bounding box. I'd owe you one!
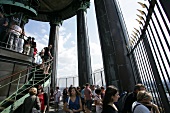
[11,25,22,36]
[94,95,102,113]
[132,101,150,113]
[53,90,61,102]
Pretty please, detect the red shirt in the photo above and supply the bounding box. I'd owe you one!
[38,93,45,111]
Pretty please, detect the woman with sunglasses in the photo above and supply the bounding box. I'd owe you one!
[132,91,160,113]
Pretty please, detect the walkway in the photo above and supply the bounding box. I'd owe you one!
[49,101,95,113]
[49,101,64,113]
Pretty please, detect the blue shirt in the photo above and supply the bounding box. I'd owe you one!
[66,96,80,113]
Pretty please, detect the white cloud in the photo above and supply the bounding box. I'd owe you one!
[24,0,145,80]
[58,33,72,53]
[41,29,46,34]
[58,45,77,77]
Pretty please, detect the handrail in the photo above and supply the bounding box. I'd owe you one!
[0,59,53,107]
[0,59,52,83]
[1,24,28,38]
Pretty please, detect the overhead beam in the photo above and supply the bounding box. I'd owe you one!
[40,0,53,11]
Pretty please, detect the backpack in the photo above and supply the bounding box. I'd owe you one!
[116,91,129,113]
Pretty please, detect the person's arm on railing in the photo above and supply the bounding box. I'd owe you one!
[48,51,53,59]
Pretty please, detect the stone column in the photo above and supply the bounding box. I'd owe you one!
[94,0,135,91]
[77,9,92,87]
[48,20,60,89]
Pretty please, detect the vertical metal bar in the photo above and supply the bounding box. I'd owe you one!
[66,78,67,88]
[15,73,21,100]
[93,73,96,86]
[100,71,104,86]
[73,77,74,87]
[143,34,170,112]
[141,41,161,107]
[154,1,170,35]
[7,63,16,97]
[129,51,141,83]
[150,15,170,66]
[147,22,170,93]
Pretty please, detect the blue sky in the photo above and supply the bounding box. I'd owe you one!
[24,0,148,78]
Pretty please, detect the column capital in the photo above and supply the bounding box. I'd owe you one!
[74,0,90,12]
[48,15,63,26]
[22,15,29,24]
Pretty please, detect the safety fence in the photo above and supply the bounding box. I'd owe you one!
[57,68,106,89]
[127,0,170,112]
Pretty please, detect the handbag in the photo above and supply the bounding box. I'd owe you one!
[32,97,41,113]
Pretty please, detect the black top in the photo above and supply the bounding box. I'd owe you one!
[0,17,8,26]
[102,105,118,113]
[123,92,137,113]
[44,47,50,56]
[31,41,36,48]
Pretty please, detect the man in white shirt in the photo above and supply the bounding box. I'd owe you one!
[8,21,22,51]
[53,86,61,112]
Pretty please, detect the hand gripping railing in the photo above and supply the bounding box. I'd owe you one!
[0,59,53,109]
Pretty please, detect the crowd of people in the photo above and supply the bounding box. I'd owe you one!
[56,83,160,113]
[0,11,38,58]
[21,83,160,113]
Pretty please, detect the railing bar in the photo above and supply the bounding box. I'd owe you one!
[0,59,52,82]
[139,40,161,107]
[134,46,145,83]
[137,42,151,91]
[129,52,139,83]
[145,29,167,107]
[155,0,170,36]
[146,22,170,92]
[150,13,170,66]
[0,61,53,106]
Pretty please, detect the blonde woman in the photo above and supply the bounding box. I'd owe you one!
[132,91,160,113]
[22,87,41,113]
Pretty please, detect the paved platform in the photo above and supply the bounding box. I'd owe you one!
[49,102,64,113]
[48,101,94,113]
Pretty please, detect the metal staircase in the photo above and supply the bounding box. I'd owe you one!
[0,60,52,113]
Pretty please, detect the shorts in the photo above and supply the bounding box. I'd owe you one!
[44,56,49,62]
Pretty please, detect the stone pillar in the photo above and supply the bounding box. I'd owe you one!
[77,9,92,87]
[94,0,135,91]
[48,20,60,89]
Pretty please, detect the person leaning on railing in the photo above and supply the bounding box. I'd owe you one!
[132,91,160,113]
[8,21,22,51]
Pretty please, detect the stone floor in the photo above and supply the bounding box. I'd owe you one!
[49,102,64,113]
[48,101,95,113]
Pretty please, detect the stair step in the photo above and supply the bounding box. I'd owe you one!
[2,99,15,107]
[0,107,5,112]
[16,93,26,100]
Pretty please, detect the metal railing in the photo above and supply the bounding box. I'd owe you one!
[127,0,170,112]
[0,59,53,108]
[57,68,106,89]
